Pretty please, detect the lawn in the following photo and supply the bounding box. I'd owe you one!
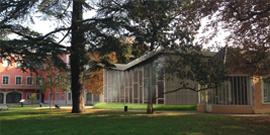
[0,109,269,135]
[0,106,41,111]
[93,103,197,111]
[8,106,40,110]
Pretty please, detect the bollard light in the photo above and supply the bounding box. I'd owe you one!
[124,106,128,112]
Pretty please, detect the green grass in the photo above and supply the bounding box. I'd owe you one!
[0,109,269,135]
[8,106,40,110]
[93,103,197,111]
[0,106,41,111]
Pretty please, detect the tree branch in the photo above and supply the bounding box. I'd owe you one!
[153,84,220,100]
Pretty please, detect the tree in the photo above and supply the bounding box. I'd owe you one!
[104,0,218,113]
[84,39,148,96]
[0,0,128,113]
[0,0,227,114]
[29,93,37,106]
[195,0,270,76]
[35,62,69,110]
[83,53,116,95]
[99,0,228,114]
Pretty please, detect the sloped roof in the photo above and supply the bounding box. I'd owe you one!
[212,46,234,64]
[114,50,162,70]
[112,49,217,71]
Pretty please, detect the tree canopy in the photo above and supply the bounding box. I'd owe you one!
[0,0,228,113]
[0,0,128,113]
[195,0,270,76]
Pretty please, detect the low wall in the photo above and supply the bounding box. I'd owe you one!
[254,108,270,113]
[211,105,253,114]
[197,104,254,114]
[197,104,205,112]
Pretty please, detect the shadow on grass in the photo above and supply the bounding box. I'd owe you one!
[0,109,269,135]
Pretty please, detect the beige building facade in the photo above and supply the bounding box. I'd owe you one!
[103,51,199,105]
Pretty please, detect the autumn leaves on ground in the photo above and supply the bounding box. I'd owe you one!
[1,108,269,135]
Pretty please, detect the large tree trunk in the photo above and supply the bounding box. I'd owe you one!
[147,85,154,114]
[71,0,85,113]
[147,101,154,114]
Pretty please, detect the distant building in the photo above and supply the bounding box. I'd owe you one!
[0,55,101,105]
[0,55,68,105]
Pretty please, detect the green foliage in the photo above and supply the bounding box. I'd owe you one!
[29,93,37,105]
[99,1,228,114]
[0,0,227,113]
[35,62,70,92]
[194,0,270,76]
[99,0,200,52]
[165,52,228,92]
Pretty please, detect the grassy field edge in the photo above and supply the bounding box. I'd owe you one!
[93,103,197,111]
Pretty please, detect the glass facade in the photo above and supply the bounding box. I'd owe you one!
[199,76,251,105]
[104,56,165,104]
[263,78,270,103]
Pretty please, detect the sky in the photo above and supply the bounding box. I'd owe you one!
[9,10,230,50]
[195,17,230,51]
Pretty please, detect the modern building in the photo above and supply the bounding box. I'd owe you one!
[197,47,270,113]
[103,50,215,105]
[104,48,270,113]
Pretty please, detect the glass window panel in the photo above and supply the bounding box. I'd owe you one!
[158,99,164,104]
[140,87,143,103]
[104,86,107,98]
[134,84,138,98]
[158,81,164,98]
[94,95,99,101]
[104,70,107,84]
[263,78,270,103]
[139,71,142,85]
[36,77,45,85]
[87,93,92,101]
[36,94,40,100]
[16,77,22,85]
[68,93,72,100]
[134,71,138,82]
[48,93,51,101]
[56,93,60,100]
[129,87,132,103]
[134,99,138,103]
[2,76,9,84]
[27,77,33,85]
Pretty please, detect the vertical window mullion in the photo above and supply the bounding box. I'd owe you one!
[243,76,246,105]
[236,76,239,105]
[265,82,270,102]
[239,76,242,105]
[232,77,235,105]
